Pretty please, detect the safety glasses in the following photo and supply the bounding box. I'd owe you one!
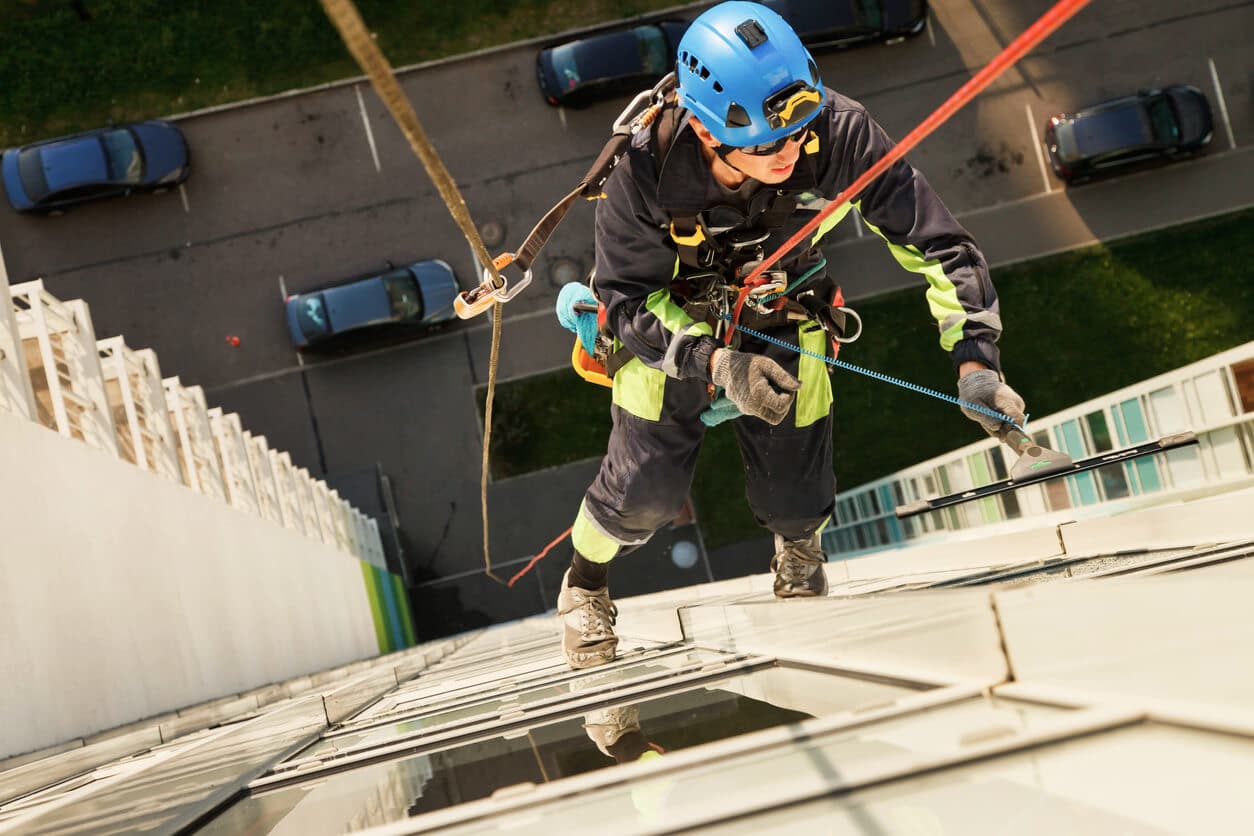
[735,125,810,156]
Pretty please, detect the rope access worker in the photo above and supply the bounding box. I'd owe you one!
[558,1,1027,669]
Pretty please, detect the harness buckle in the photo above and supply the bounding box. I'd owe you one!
[453,252,533,319]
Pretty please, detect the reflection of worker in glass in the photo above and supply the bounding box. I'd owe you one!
[583,703,664,765]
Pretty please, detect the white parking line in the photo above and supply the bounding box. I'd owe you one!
[178,183,190,213]
[852,211,864,238]
[355,84,382,172]
[1208,58,1237,149]
[559,107,568,131]
[1025,103,1051,193]
[278,274,288,299]
[927,12,936,47]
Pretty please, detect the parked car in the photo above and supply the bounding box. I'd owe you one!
[285,260,459,351]
[1044,85,1214,183]
[1,120,189,214]
[762,0,928,49]
[536,21,689,108]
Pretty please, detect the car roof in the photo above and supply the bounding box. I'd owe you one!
[39,136,108,191]
[559,28,648,79]
[1069,99,1154,156]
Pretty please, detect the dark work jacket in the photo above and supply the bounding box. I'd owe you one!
[591,87,1003,383]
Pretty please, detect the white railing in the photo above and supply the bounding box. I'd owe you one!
[99,337,182,482]
[209,408,260,515]
[0,275,35,419]
[3,279,385,562]
[164,377,228,501]
[826,342,1254,556]
[11,281,117,456]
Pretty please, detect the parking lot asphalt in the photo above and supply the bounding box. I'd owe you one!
[3,1,1252,635]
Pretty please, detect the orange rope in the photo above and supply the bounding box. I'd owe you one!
[508,526,574,587]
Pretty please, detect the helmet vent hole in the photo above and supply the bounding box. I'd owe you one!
[725,103,752,129]
[712,81,723,93]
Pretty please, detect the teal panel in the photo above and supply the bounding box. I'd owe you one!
[885,515,903,544]
[1135,457,1162,492]
[1057,420,1099,505]
[1118,398,1150,443]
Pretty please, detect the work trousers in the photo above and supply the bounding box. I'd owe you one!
[573,329,836,563]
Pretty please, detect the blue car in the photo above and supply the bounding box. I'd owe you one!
[1,120,189,214]
[536,21,689,108]
[285,260,459,351]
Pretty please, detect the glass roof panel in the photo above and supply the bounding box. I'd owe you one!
[207,665,921,832]
[353,644,677,726]
[432,696,1072,835]
[298,649,748,758]
[698,722,1254,836]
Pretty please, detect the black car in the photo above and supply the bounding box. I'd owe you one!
[536,21,689,108]
[1044,85,1214,183]
[763,0,928,49]
[1,121,189,214]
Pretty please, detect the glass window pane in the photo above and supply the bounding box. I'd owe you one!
[214,668,924,832]
[435,697,1076,835]
[698,723,1254,836]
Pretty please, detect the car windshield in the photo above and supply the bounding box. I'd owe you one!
[295,295,331,338]
[548,42,582,90]
[634,25,669,75]
[101,129,143,183]
[383,271,423,319]
[1145,95,1179,144]
[17,149,50,201]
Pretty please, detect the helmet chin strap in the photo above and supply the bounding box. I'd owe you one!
[712,144,752,181]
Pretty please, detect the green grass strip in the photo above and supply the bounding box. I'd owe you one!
[0,0,682,147]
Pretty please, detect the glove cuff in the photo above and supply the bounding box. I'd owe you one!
[709,347,732,388]
[950,338,1001,374]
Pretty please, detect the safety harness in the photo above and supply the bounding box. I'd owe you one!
[548,73,860,388]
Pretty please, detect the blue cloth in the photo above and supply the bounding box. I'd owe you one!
[700,394,742,427]
[556,282,599,355]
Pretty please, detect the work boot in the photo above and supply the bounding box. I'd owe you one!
[582,703,641,757]
[557,569,618,669]
[770,532,828,598]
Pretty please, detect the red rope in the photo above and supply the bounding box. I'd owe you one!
[730,0,1092,336]
[507,526,573,587]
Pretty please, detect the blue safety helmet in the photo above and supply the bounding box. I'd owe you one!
[676,1,824,148]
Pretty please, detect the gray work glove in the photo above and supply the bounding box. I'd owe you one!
[958,369,1027,436]
[710,348,801,426]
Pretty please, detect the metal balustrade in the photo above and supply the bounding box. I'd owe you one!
[98,337,181,483]
[164,377,228,501]
[209,408,261,515]
[11,281,117,456]
[3,275,388,577]
[0,275,35,419]
[271,451,308,535]
[244,432,285,526]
